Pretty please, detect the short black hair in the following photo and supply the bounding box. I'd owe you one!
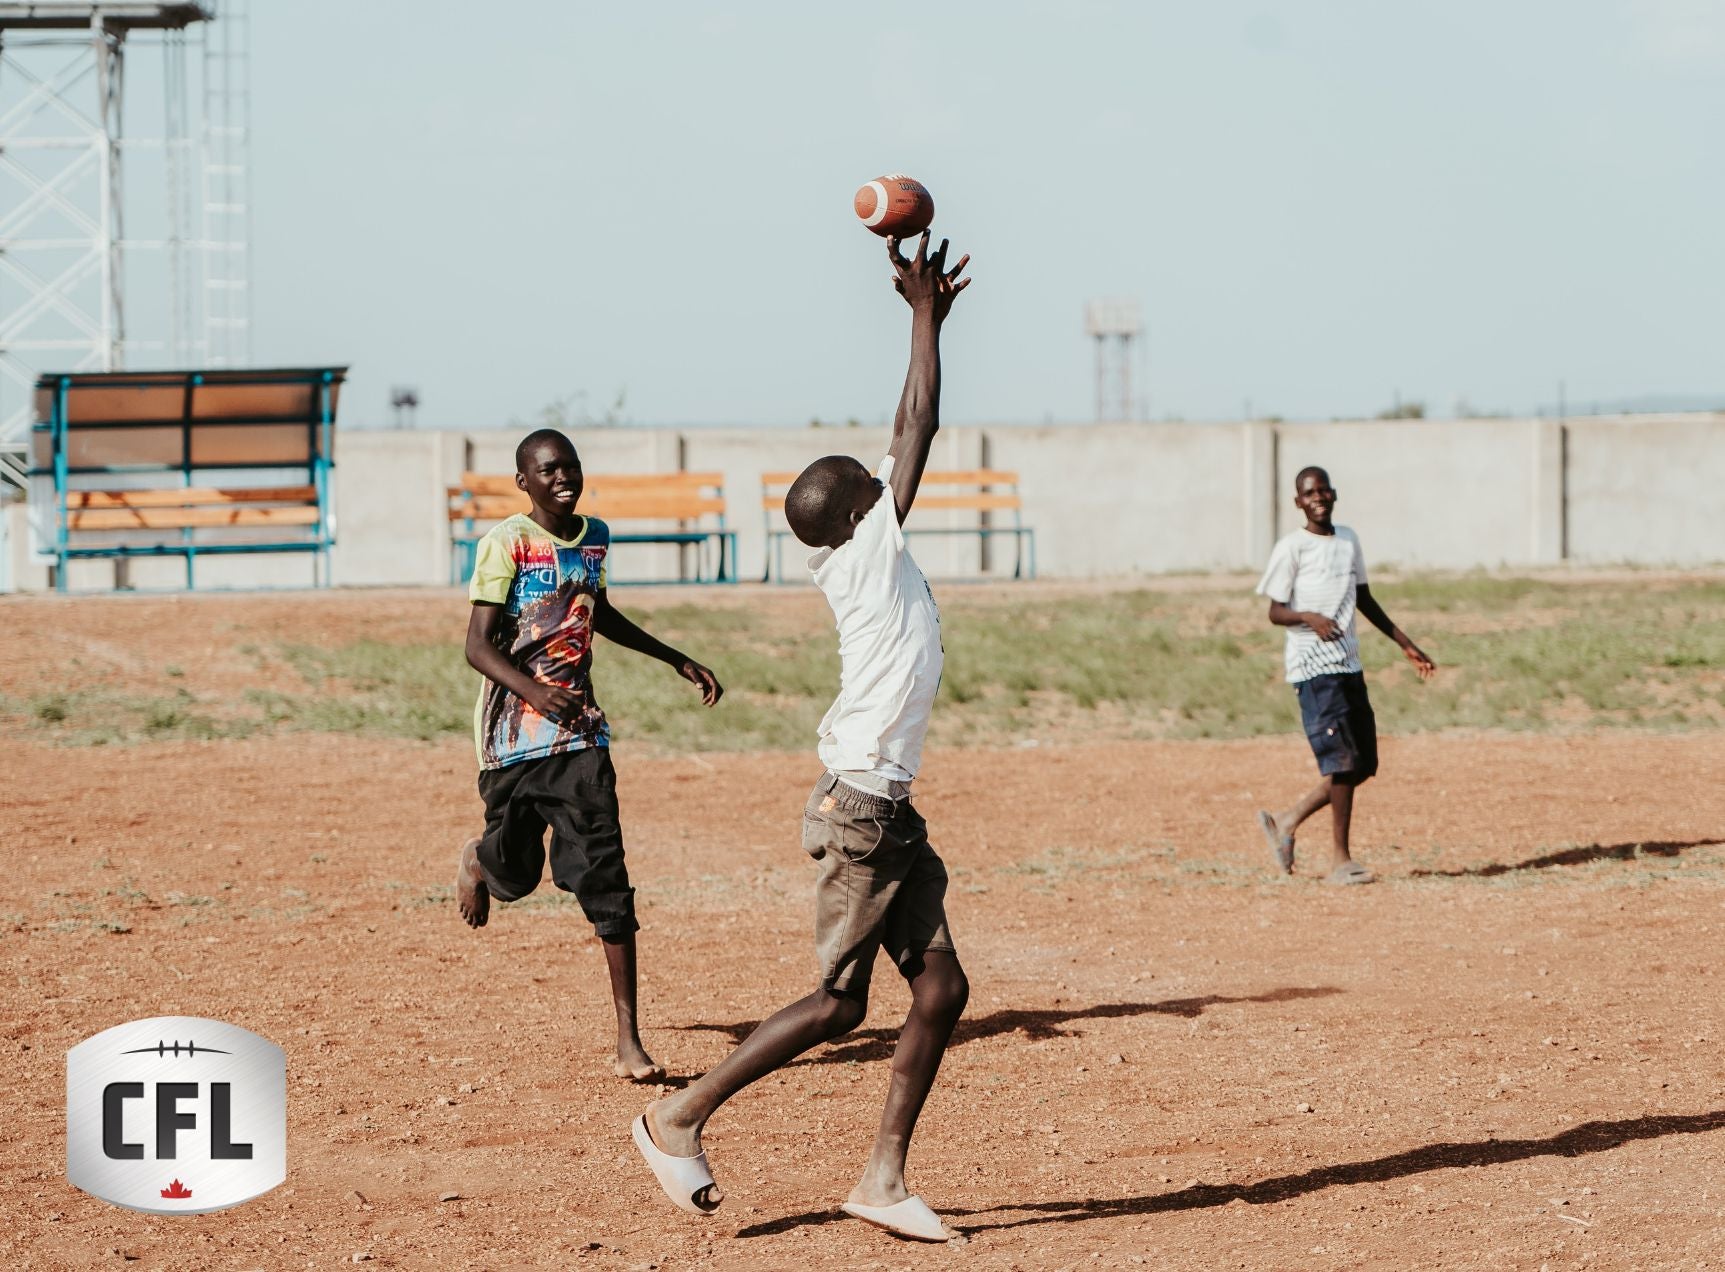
[1294,465,1331,491]
[785,455,870,546]
[515,428,577,473]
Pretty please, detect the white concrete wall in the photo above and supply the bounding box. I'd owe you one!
[1274,419,1540,569]
[985,422,1247,575]
[1565,416,1725,565]
[5,412,1722,591]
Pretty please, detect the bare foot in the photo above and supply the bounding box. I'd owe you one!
[645,1099,722,1208]
[612,1040,666,1083]
[455,836,489,927]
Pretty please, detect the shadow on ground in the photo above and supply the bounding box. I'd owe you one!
[673,986,1342,1067]
[1410,839,1723,880]
[734,1108,1725,1239]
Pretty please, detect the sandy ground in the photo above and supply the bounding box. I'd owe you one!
[5,723,1725,1271]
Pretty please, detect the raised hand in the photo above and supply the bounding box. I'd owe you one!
[889,230,970,320]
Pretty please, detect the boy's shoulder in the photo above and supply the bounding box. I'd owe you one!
[479,513,612,547]
[478,511,535,547]
[1274,525,1361,551]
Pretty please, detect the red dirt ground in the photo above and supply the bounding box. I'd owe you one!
[3,594,1725,1270]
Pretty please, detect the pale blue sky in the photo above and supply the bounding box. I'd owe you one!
[248,1,1724,428]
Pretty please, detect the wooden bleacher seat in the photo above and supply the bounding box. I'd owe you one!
[65,486,321,531]
[760,468,1036,581]
[447,471,737,585]
[31,368,344,591]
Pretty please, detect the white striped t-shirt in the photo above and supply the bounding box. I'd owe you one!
[1255,526,1368,683]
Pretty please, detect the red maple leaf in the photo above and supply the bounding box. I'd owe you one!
[160,1179,192,1199]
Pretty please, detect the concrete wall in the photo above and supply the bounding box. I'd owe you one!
[5,412,1722,591]
[1275,419,1544,569]
[1565,416,1724,565]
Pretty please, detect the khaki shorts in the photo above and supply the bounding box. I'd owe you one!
[802,772,956,995]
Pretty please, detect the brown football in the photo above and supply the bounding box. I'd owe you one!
[853,173,934,238]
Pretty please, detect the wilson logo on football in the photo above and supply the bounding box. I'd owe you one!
[66,1016,286,1214]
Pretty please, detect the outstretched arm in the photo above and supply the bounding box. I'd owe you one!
[1356,584,1436,680]
[592,590,723,705]
[884,230,970,524]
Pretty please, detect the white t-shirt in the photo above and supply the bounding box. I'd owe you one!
[808,455,944,783]
[1255,526,1368,683]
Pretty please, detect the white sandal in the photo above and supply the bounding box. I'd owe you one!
[841,1195,956,1242]
[630,1113,720,1215]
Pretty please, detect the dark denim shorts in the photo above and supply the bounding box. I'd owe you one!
[1295,672,1378,785]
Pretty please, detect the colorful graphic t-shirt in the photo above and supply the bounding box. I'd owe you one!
[468,513,610,770]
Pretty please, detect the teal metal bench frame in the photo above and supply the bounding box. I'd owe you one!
[30,368,345,591]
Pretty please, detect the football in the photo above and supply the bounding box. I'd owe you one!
[854,173,935,238]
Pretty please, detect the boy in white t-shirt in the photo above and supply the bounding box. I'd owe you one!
[1254,466,1435,884]
[631,231,971,1243]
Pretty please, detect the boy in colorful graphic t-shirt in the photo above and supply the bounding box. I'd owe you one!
[455,428,723,1082]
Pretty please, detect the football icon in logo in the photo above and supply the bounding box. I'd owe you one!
[67,1016,286,1215]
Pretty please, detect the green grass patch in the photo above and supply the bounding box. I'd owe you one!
[8,575,1724,750]
[3,687,245,745]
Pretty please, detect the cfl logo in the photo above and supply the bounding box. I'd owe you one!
[67,1017,286,1214]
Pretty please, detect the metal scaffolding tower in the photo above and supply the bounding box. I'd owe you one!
[200,0,246,366]
[0,1,250,490]
[1084,298,1143,423]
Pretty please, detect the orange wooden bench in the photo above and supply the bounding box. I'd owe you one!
[65,486,321,531]
[448,471,736,584]
[760,468,1036,581]
[56,486,324,588]
[34,367,343,590]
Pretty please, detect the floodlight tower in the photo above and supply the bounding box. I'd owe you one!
[0,1,251,490]
[200,0,248,367]
[1084,298,1142,423]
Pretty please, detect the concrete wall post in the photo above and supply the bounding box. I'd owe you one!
[1243,421,1278,570]
[1531,418,1567,564]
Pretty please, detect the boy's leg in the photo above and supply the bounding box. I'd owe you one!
[456,837,488,926]
[842,800,965,1220]
[539,749,661,1079]
[1322,674,1378,882]
[850,950,968,1210]
[645,775,906,1189]
[601,932,662,1081]
[1326,778,1356,867]
[1264,674,1375,880]
[1267,778,1332,844]
[646,985,868,1185]
[1267,776,1369,880]
[459,763,549,927]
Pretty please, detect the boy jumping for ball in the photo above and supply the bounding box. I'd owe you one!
[454,428,723,1081]
[630,231,971,1243]
[1254,466,1435,884]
